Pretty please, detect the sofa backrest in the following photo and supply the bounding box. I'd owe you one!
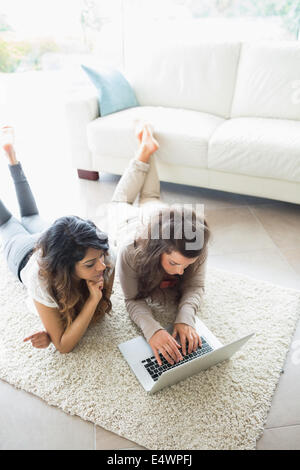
[231,41,300,121]
[125,41,241,119]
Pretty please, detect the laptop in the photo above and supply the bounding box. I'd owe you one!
[118,317,254,394]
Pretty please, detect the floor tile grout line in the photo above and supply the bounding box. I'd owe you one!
[203,201,279,214]
[205,203,293,261]
[247,204,300,280]
[265,423,300,431]
[208,247,289,257]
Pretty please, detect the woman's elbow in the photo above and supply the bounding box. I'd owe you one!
[54,341,74,354]
[58,347,72,354]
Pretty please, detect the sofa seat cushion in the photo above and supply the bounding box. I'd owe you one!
[208,117,300,183]
[87,106,224,169]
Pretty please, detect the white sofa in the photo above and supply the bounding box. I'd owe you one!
[65,41,300,204]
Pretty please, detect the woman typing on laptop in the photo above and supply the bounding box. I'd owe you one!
[113,124,211,367]
[0,126,115,353]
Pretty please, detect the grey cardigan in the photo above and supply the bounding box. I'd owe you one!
[116,240,208,342]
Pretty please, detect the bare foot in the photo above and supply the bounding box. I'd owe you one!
[135,120,153,143]
[141,125,159,151]
[1,126,18,165]
[135,124,160,163]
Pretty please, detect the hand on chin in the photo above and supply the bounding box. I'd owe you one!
[90,277,104,289]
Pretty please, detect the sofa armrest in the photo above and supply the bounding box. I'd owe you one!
[65,91,99,171]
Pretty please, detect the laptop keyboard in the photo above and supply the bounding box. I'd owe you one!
[141,337,213,382]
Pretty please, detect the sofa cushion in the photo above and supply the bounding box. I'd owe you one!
[208,117,300,183]
[87,106,224,169]
[231,42,300,121]
[81,65,139,116]
[125,42,241,119]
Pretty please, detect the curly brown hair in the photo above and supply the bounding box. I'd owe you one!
[132,205,211,300]
[34,216,114,329]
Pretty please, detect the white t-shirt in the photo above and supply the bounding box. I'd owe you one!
[20,250,58,315]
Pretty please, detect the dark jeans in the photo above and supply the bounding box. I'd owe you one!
[0,163,48,280]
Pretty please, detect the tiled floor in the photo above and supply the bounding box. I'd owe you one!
[0,71,300,449]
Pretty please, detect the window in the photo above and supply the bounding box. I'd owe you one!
[1,1,299,74]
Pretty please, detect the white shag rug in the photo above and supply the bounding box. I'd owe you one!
[0,256,299,450]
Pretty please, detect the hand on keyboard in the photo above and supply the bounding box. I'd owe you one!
[172,323,202,355]
[149,329,184,366]
[142,337,213,382]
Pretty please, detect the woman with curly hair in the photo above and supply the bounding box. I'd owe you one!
[0,126,115,353]
[113,124,211,367]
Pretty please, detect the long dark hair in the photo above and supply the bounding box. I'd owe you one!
[133,206,210,299]
[34,216,113,328]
